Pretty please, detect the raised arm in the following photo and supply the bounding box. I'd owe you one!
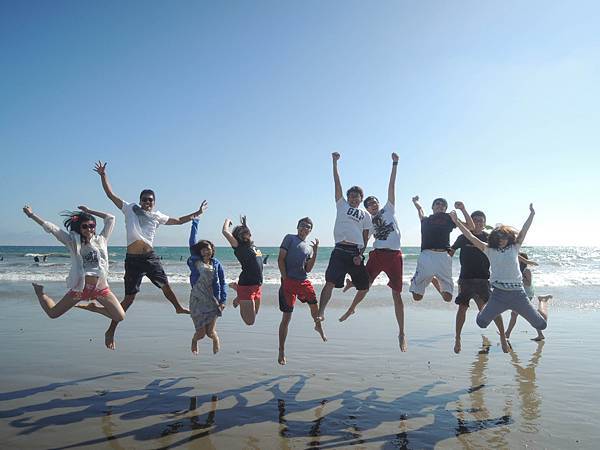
[166,200,207,226]
[454,201,475,231]
[412,195,425,221]
[94,161,124,210]
[189,218,200,249]
[78,205,115,239]
[449,210,487,252]
[332,152,343,202]
[388,153,399,205]
[23,205,71,246]
[516,203,535,245]
[305,238,319,273]
[222,218,238,248]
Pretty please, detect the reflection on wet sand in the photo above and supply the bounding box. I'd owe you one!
[511,340,545,433]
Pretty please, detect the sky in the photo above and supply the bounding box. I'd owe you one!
[1,0,599,247]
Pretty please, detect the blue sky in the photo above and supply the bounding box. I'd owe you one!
[1,1,598,247]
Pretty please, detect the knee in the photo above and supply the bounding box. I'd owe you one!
[442,292,453,302]
[476,314,488,329]
[48,309,61,319]
[412,293,423,301]
[536,319,548,331]
[244,317,255,326]
[114,311,126,322]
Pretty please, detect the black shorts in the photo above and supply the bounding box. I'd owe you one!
[124,252,169,295]
[455,279,490,307]
[325,244,370,291]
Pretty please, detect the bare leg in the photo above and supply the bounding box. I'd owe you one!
[533,295,552,341]
[393,290,407,352]
[205,319,220,354]
[339,289,369,322]
[229,282,240,308]
[191,327,206,354]
[32,284,80,319]
[278,312,292,364]
[317,282,335,321]
[105,294,136,350]
[506,311,519,340]
[239,300,256,326]
[254,298,261,315]
[454,304,468,354]
[309,303,327,342]
[161,284,190,314]
[94,292,126,322]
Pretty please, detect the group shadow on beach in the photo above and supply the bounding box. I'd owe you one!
[0,341,546,450]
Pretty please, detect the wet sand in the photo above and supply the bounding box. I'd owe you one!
[1,282,599,449]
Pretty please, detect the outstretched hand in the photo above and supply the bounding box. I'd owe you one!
[196,200,208,217]
[311,238,320,252]
[78,205,90,213]
[93,161,107,176]
[332,152,340,161]
[392,152,399,162]
[223,218,232,229]
[454,201,465,210]
[23,205,33,217]
[449,210,459,223]
[412,195,419,204]
[529,203,535,214]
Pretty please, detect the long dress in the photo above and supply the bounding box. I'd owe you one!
[189,261,221,330]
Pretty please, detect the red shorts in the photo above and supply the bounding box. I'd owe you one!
[236,284,262,302]
[366,249,403,292]
[279,278,317,313]
[68,287,111,300]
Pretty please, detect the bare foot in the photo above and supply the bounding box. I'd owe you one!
[278,350,286,365]
[232,297,239,308]
[454,337,461,354]
[191,337,199,355]
[399,334,407,352]
[339,309,355,322]
[342,278,353,293]
[212,335,220,354]
[105,329,116,350]
[314,321,328,342]
[175,306,190,314]
[532,332,545,341]
[538,295,552,302]
[75,302,113,319]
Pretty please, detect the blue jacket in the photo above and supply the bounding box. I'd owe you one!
[187,219,227,304]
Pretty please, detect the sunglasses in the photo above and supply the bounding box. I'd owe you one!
[81,223,96,230]
[141,197,155,202]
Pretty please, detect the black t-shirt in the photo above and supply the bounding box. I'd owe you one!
[452,232,490,279]
[234,244,264,286]
[420,213,456,250]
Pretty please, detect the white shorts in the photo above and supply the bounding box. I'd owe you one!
[409,250,453,296]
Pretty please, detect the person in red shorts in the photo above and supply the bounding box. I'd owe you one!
[341,153,408,351]
[222,216,263,326]
[277,217,326,365]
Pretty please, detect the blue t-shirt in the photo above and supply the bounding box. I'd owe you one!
[280,234,312,280]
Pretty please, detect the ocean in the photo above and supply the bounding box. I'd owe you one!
[1,245,599,308]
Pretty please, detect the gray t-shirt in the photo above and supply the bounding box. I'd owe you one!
[280,234,312,280]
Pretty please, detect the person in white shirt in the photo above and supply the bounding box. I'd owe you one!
[340,152,408,352]
[317,152,372,326]
[23,205,125,323]
[449,204,547,354]
[94,161,205,350]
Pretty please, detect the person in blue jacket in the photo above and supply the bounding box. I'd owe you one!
[188,201,227,355]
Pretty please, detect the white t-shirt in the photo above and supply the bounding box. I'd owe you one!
[333,199,372,248]
[485,244,522,286]
[121,201,169,246]
[80,242,102,277]
[372,201,401,250]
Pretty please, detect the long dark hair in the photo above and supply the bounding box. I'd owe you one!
[191,240,215,260]
[61,211,96,235]
[488,225,518,249]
